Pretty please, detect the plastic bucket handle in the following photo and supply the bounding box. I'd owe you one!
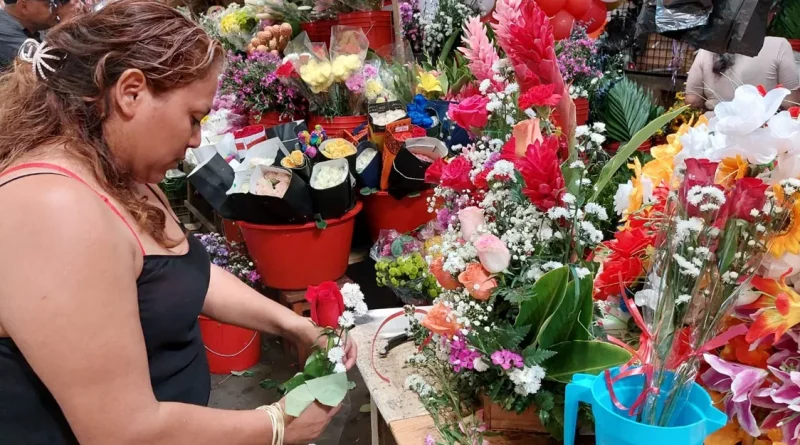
[204,331,259,357]
[564,373,595,445]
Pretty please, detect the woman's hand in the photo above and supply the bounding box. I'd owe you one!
[280,399,341,445]
[295,319,358,370]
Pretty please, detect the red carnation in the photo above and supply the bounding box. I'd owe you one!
[603,228,653,262]
[593,257,644,301]
[518,84,562,110]
[275,61,297,79]
[516,136,564,211]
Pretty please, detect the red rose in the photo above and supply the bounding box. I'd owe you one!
[440,156,474,191]
[516,136,564,211]
[425,158,446,184]
[518,83,562,110]
[679,158,720,216]
[728,177,769,222]
[275,61,296,79]
[305,281,344,329]
[604,228,654,262]
[448,96,490,131]
[593,257,644,301]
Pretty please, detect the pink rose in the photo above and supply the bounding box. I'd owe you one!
[474,234,511,273]
[448,96,490,131]
[458,207,486,242]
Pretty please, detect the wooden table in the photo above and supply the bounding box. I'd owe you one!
[352,315,581,445]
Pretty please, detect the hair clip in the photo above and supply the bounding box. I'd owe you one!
[18,39,63,81]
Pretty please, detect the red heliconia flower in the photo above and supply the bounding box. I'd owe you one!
[515,136,564,211]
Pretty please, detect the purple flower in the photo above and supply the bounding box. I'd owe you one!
[490,350,524,370]
[449,337,482,372]
[424,434,436,445]
[701,354,769,438]
[435,208,451,232]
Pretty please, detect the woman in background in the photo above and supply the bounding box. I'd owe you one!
[685,36,800,113]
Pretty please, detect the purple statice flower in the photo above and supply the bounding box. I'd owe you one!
[482,152,501,172]
[701,354,769,438]
[491,350,524,370]
[424,434,436,445]
[449,336,482,372]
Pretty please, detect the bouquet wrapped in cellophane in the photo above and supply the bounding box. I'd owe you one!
[599,85,800,428]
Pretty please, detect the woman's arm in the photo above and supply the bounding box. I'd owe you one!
[202,265,357,369]
[776,39,800,109]
[0,177,334,445]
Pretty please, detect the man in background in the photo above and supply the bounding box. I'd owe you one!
[0,0,83,69]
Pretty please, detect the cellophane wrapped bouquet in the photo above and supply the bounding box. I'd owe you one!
[372,227,442,305]
[597,85,800,436]
[401,1,645,442]
[278,26,369,118]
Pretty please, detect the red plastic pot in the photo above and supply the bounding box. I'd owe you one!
[308,115,368,135]
[338,11,394,51]
[248,111,295,128]
[301,19,338,44]
[222,218,244,244]
[238,202,363,290]
[605,139,653,153]
[789,39,800,52]
[551,97,590,126]
[361,190,434,242]
[199,316,261,374]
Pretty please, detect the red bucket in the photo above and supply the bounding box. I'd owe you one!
[338,11,394,51]
[249,111,295,128]
[552,97,590,127]
[308,115,368,135]
[362,191,434,241]
[790,39,800,52]
[222,218,244,244]
[301,19,338,44]
[238,202,363,290]
[199,316,261,374]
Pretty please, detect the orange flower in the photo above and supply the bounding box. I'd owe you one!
[421,302,461,338]
[720,334,771,369]
[458,263,497,301]
[715,155,749,188]
[742,271,800,343]
[430,257,461,290]
[511,118,543,157]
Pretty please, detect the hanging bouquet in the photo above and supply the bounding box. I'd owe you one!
[217,50,308,123]
[278,27,370,118]
[395,1,689,442]
[596,85,800,434]
[399,0,423,54]
[195,232,261,287]
[277,282,368,416]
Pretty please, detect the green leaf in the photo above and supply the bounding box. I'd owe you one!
[515,267,569,338]
[562,161,582,197]
[565,267,595,342]
[305,372,349,407]
[348,381,356,390]
[496,324,531,351]
[438,30,461,66]
[543,341,632,383]
[591,106,687,201]
[360,187,375,196]
[259,379,279,390]
[359,403,372,413]
[521,346,557,367]
[230,370,254,377]
[282,372,307,394]
[303,350,329,378]
[718,219,742,274]
[285,384,315,417]
[536,277,581,349]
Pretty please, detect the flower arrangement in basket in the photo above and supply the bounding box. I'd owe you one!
[395,1,685,442]
[593,85,800,443]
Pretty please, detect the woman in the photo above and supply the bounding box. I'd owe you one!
[0,1,355,444]
[685,36,800,113]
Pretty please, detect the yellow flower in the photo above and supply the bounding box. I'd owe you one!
[625,158,651,217]
[365,79,384,100]
[219,14,238,33]
[417,71,442,94]
[715,155,749,188]
[770,199,800,258]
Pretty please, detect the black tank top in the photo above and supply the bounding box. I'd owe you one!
[0,164,212,444]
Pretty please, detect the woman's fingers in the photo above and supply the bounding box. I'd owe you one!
[343,335,358,370]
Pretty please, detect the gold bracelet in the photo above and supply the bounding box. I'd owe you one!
[256,403,285,445]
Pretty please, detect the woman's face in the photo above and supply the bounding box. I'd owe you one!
[105,63,221,184]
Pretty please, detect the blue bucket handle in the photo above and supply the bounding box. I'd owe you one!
[564,374,595,445]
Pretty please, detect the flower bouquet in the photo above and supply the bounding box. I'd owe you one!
[195,232,261,287]
[217,3,260,52]
[277,282,367,416]
[372,229,440,305]
[596,85,800,435]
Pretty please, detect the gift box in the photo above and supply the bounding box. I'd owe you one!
[355,141,381,189]
[310,158,356,220]
[388,137,446,199]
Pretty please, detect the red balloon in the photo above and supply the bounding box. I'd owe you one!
[535,0,567,17]
[550,10,575,41]
[565,0,590,19]
[577,0,607,33]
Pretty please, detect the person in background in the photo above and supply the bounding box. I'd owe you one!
[0,1,354,444]
[685,36,800,114]
[0,0,83,68]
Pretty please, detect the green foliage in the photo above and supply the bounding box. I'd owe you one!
[515,267,569,341]
[770,0,800,39]
[284,372,350,416]
[603,78,662,143]
[543,341,633,383]
[522,347,557,367]
[468,323,531,356]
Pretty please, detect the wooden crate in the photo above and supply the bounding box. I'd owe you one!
[481,396,548,433]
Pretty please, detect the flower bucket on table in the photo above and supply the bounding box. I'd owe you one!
[248,111,294,127]
[337,11,393,51]
[361,189,434,242]
[308,115,368,136]
[300,19,338,43]
[564,367,727,445]
[238,202,362,290]
[199,316,261,374]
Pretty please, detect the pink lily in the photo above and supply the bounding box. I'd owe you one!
[701,354,769,438]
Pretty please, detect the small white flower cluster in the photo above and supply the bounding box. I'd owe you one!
[780,178,800,196]
[406,353,428,365]
[721,270,740,284]
[686,185,726,213]
[486,160,517,183]
[675,217,704,241]
[421,0,476,56]
[337,283,368,329]
[484,88,518,126]
[509,365,546,396]
[575,123,607,154]
[327,346,347,374]
[676,294,692,305]
[447,298,493,333]
[568,84,589,99]
[440,229,478,275]
[672,253,701,277]
[405,374,434,398]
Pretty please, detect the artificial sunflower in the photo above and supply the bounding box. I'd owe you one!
[769,199,800,258]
